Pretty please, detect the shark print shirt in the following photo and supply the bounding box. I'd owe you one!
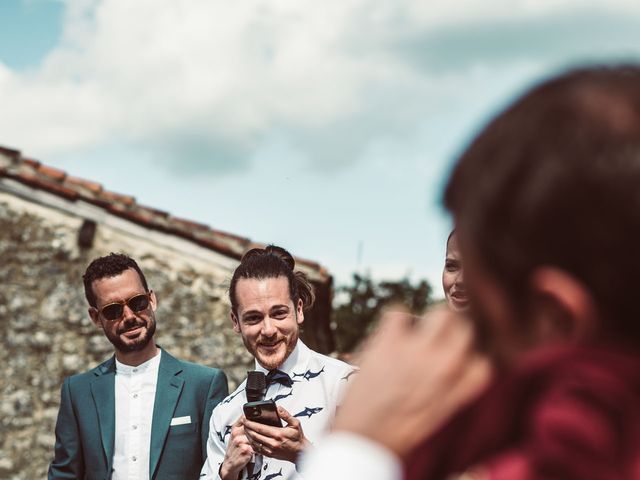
[200,341,357,480]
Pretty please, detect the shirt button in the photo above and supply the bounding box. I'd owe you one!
[133,393,138,398]
[132,456,137,462]
[132,369,138,373]
[132,425,137,430]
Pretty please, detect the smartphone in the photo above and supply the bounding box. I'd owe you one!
[243,400,283,427]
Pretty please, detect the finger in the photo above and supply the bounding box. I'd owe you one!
[244,418,281,437]
[447,354,493,405]
[233,415,246,427]
[366,307,414,348]
[245,428,277,450]
[418,308,475,357]
[415,305,457,338]
[276,406,298,427]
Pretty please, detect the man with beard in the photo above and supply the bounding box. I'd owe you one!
[200,245,356,480]
[48,253,228,480]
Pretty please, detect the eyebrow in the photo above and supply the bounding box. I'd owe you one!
[270,304,290,310]
[241,304,290,318]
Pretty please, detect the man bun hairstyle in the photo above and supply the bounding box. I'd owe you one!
[229,245,316,315]
[83,253,149,307]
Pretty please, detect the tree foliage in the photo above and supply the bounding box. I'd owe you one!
[332,273,432,353]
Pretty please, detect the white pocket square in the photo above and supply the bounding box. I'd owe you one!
[170,415,191,426]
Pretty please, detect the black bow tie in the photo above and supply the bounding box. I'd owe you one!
[266,369,293,388]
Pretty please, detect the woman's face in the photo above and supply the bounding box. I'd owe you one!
[442,233,469,312]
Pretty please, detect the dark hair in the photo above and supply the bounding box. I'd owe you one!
[83,253,149,307]
[444,65,640,342]
[445,230,456,253]
[229,245,315,315]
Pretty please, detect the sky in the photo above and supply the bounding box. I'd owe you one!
[1,0,640,297]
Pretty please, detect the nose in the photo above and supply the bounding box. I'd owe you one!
[260,317,277,338]
[121,303,138,323]
[454,269,465,288]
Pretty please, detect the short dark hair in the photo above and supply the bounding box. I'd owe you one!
[444,65,640,343]
[83,253,149,307]
[229,245,315,316]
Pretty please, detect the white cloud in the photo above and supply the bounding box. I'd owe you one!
[1,0,639,173]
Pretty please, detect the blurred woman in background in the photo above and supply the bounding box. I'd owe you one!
[442,230,469,312]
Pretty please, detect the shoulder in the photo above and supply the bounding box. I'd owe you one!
[180,359,225,378]
[56,357,115,399]
[308,349,356,375]
[161,350,225,379]
[66,357,114,385]
[212,381,247,420]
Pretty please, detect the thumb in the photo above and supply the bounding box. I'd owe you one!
[277,406,296,425]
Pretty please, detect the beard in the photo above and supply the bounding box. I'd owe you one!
[244,328,299,370]
[105,316,156,353]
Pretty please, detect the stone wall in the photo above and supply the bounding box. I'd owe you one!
[0,192,254,479]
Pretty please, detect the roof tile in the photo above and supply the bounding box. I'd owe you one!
[0,145,329,281]
[37,164,67,182]
[23,158,41,169]
[66,175,103,194]
[100,190,135,206]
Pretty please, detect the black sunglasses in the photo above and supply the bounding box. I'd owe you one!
[97,293,151,321]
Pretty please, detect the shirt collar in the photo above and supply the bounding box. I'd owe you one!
[254,340,310,376]
[115,349,162,375]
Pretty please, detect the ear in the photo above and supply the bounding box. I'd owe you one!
[230,311,241,333]
[296,298,305,326]
[149,290,157,312]
[528,267,599,346]
[88,307,102,329]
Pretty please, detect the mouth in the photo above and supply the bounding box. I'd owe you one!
[120,325,145,338]
[450,292,469,303]
[257,339,284,353]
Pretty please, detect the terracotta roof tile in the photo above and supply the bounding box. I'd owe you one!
[0,146,20,160]
[172,216,210,231]
[23,158,41,169]
[8,171,79,201]
[137,205,169,218]
[37,164,67,182]
[100,190,135,206]
[0,145,329,281]
[66,175,103,194]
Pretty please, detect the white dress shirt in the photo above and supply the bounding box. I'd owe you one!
[200,341,356,480]
[113,350,162,480]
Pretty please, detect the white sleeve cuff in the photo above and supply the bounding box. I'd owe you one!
[299,432,402,480]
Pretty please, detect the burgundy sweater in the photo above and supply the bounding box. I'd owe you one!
[404,347,640,479]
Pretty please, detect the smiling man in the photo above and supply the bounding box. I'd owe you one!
[200,245,356,480]
[48,253,228,480]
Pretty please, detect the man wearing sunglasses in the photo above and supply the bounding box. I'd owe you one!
[48,253,229,480]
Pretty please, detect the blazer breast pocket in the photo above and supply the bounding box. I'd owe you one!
[168,421,199,435]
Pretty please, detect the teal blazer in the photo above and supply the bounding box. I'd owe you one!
[48,349,228,480]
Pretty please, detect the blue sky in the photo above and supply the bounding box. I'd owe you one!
[2,0,640,296]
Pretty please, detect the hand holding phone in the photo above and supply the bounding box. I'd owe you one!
[243,404,310,464]
[243,400,283,428]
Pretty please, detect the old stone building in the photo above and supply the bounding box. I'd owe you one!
[0,146,334,479]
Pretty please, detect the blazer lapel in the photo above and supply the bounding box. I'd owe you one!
[90,357,116,472]
[149,351,184,480]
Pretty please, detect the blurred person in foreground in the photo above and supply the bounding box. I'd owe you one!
[301,65,640,480]
[48,253,228,480]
